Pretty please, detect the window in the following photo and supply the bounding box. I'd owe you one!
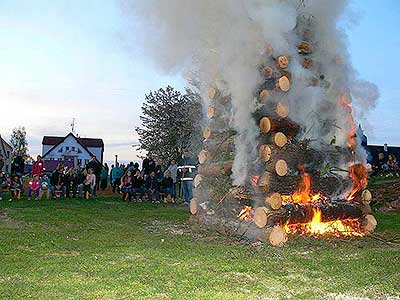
[58,147,63,153]
[85,159,89,165]
[66,146,70,151]
[72,146,75,151]
[77,159,82,165]
[58,158,62,161]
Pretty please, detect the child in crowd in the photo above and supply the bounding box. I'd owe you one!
[40,174,51,200]
[9,175,22,201]
[120,170,133,201]
[83,168,96,199]
[28,175,41,200]
[0,172,9,201]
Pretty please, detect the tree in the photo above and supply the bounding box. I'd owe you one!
[136,86,203,162]
[10,127,29,158]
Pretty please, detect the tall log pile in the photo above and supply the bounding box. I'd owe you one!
[189,12,376,246]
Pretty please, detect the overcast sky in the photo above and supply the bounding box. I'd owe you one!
[0,0,399,164]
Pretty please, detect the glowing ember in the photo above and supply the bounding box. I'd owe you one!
[238,206,254,222]
[284,207,364,237]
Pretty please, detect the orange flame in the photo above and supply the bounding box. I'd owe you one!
[238,206,254,222]
[284,207,364,237]
[346,164,368,201]
[282,168,322,204]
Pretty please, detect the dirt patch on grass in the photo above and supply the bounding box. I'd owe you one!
[0,209,20,228]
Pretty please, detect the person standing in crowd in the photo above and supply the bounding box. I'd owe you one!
[161,170,174,202]
[0,172,9,201]
[83,168,96,199]
[77,168,87,198]
[166,159,178,200]
[50,164,66,199]
[28,174,41,200]
[100,166,108,190]
[387,154,399,173]
[0,154,4,173]
[132,170,145,202]
[111,163,124,193]
[86,156,101,195]
[39,174,51,200]
[142,156,155,176]
[155,159,166,180]
[11,155,25,177]
[32,155,45,176]
[178,151,197,205]
[120,170,133,201]
[146,171,160,203]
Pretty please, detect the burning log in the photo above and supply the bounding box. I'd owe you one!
[259,117,299,136]
[268,200,365,226]
[198,161,233,176]
[257,225,287,246]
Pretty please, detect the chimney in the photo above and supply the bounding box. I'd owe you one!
[384,143,388,152]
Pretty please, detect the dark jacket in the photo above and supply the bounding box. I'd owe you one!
[146,176,159,191]
[161,177,173,189]
[86,160,101,176]
[132,176,145,189]
[50,170,66,186]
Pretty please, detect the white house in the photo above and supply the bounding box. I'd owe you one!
[42,133,104,171]
[0,135,13,174]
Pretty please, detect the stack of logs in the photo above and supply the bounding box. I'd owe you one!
[189,14,377,246]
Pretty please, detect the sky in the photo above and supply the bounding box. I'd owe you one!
[0,0,399,164]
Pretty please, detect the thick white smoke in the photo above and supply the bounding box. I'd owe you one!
[125,0,378,184]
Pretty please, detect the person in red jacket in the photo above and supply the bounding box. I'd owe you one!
[32,155,45,176]
[28,175,41,200]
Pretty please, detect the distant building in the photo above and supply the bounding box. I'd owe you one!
[0,135,13,174]
[42,133,104,172]
[358,126,400,166]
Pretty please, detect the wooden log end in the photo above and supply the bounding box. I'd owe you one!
[190,198,198,215]
[362,190,372,204]
[259,117,272,134]
[362,214,377,234]
[208,87,218,100]
[278,76,290,92]
[203,127,211,139]
[254,207,268,228]
[276,102,289,118]
[275,160,288,177]
[194,174,203,188]
[277,55,289,69]
[274,132,288,148]
[207,106,215,119]
[268,225,287,247]
[266,192,282,210]
[198,150,208,165]
[259,89,271,104]
[259,144,272,162]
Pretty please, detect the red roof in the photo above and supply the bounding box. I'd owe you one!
[42,135,104,148]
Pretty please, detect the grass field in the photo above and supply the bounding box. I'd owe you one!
[0,197,399,300]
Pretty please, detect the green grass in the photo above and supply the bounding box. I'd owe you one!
[0,197,399,300]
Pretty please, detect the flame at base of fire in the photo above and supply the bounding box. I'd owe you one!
[284,208,364,237]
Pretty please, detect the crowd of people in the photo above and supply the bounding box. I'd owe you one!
[0,152,198,204]
[372,153,400,176]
